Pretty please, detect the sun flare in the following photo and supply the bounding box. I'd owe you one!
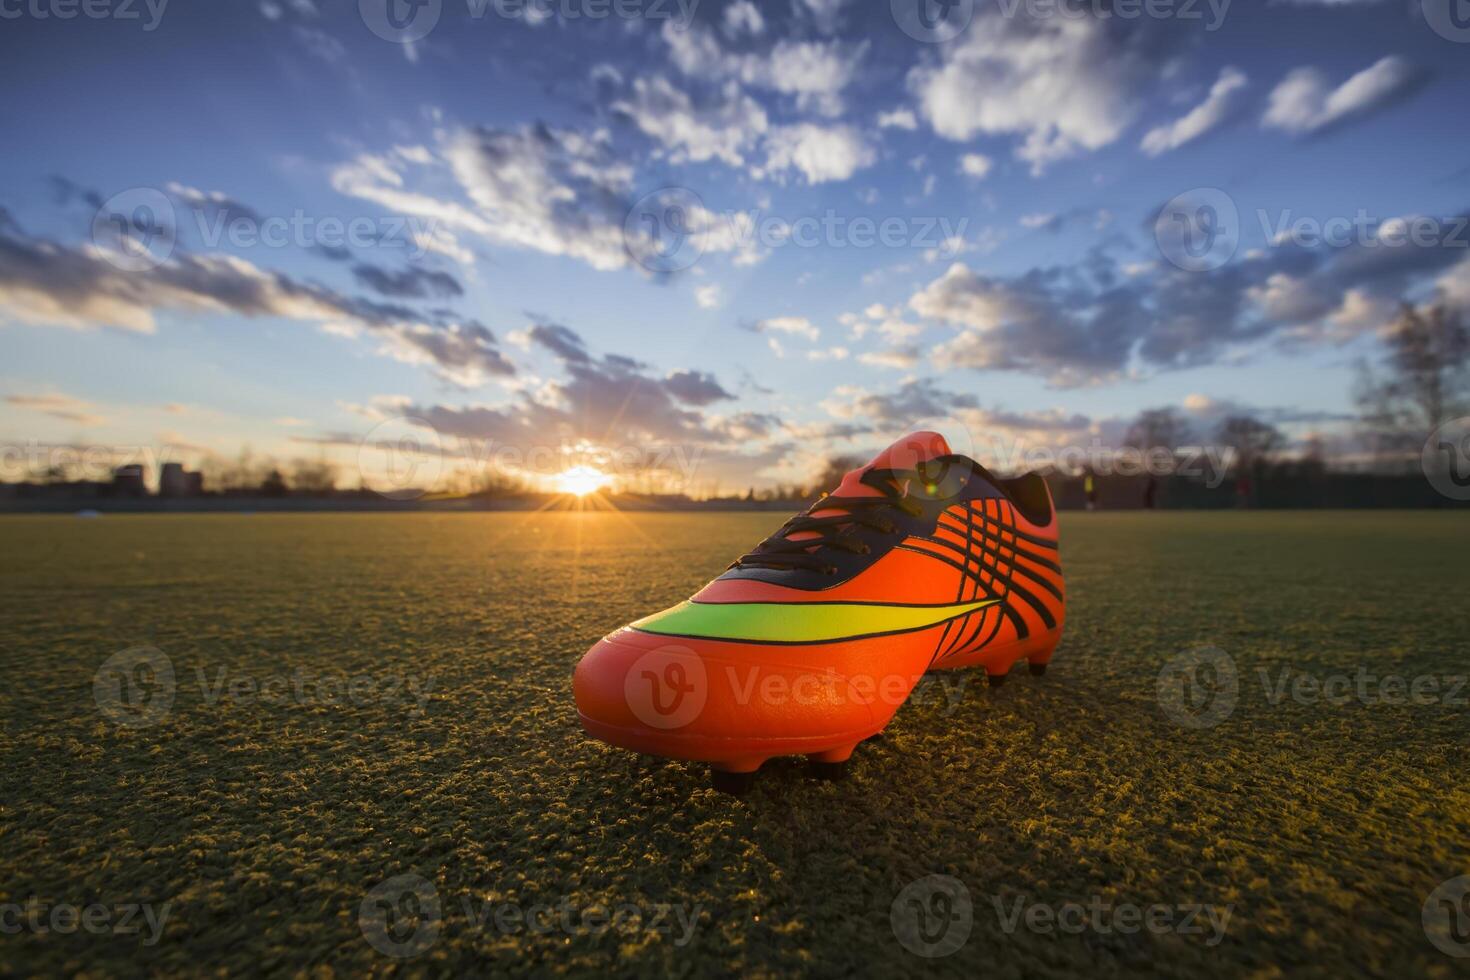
[554,465,612,497]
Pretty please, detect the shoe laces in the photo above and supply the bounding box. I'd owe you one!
[730,466,930,575]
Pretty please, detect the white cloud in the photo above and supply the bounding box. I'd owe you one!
[443,126,636,271]
[877,108,918,130]
[874,315,923,343]
[924,235,969,263]
[958,153,993,179]
[695,283,724,309]
[911,264,1015,337]
[761,123,875,184]
[763,38,865,117]
[1437,255,1470,311]
[908,14,1151,174]
[0,231,516,387]
[800,0,850,33]
[858,347,920,369]
[334,124,755,273]
[846,303,923,344]
[909,261,1124,385]
[721,0,764,38]
[661,21,863,117]
[1247,272,1334,324]
[1329,288,1397,335]
[756,316,821,342]
[613,76,767,167]
[5,391,105,425]
[330,147,495,248]
[1140,67,1247,156]
[1262,55,1419,135]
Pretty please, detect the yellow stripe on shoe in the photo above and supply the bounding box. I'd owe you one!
[628,598,999,644]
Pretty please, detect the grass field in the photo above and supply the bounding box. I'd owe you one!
[2,511,1467,977]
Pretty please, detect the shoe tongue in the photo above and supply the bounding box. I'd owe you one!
[832,430,952,498]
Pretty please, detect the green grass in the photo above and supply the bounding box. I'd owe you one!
[1,512,1467,977]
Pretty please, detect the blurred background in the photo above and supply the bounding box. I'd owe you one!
[1,0,1468,505]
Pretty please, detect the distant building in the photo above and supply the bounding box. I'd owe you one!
[113,464,146,496]
[158,462,204,497]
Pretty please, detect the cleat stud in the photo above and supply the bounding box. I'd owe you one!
[987,670,1009,688]
[710,768,756,795]
[809,760,849,781]
[1028,662,1047,677]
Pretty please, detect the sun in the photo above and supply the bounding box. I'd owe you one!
[554,465,612,497]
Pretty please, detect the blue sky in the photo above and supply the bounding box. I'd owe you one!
[2,0,1468,493]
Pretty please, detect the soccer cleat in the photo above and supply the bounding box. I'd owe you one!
[572,431,1065,791]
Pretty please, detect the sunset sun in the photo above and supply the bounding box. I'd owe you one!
[554,465,612,497]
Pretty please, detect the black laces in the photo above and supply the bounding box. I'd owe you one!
[730,467,926,575]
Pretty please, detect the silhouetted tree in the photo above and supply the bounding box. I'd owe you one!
[289,458,339,493]
[810,455,864,498]
[1293,433,1329,477]
[1216,415,1283,474]
[1124,407,1193,452]
[470,467,529,498]
[260,468,288,496]
[201,447,279,491]
[1356,301,1470,462]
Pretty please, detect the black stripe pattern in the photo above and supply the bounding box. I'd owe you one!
[895,498,1060,666]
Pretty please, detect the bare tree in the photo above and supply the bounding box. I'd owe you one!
[260,468,288,496]
[199,447,278,490]
[1216,415,1283,473]
[288,457,339,493]
[1124,407,1193,452]
[469,466,528,498]
[1356,301,1470,461]
[810,455,864,498]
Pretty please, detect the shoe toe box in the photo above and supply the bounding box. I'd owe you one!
[573,627,885,761]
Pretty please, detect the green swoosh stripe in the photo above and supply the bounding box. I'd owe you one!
[629,598,1000,644]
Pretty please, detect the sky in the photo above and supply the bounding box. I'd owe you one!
[1,0,1468,495]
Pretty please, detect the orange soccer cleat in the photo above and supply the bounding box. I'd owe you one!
[572,431,1065,793]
